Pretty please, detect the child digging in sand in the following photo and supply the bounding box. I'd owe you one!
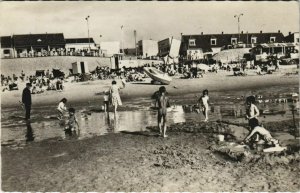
[156,86,170,138]
[243,118,280,148]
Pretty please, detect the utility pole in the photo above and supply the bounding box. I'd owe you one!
[121,25,124,54]
[134,30,137,57]
[85,16,91,52]
[234,13,243,43]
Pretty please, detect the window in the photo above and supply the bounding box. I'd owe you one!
[3,49,10,54]
[270,37,276,43]
[251,37,257,44]
[231,38,237,45]
[211,38,217,45]
[296,38,299,43]
[189,39,196,46]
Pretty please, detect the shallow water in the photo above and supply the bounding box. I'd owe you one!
[1,86,299,147]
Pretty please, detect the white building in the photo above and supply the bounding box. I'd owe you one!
[100,41,121,57]
[138,40,158,58]
[65,38,98,55]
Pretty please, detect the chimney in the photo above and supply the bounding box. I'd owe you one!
[289,32,291,35]
[278,30,280,33]
[201,32,203,35]
[260,30,262,34]
[241,31,243,34]
[221,31,224,34]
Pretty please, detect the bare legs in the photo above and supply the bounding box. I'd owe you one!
[202,106,208,122]
[158,115,167,138]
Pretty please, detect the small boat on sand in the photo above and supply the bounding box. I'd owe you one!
[144,67,172,85]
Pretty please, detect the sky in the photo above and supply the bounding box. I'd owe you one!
[0,1,299,48]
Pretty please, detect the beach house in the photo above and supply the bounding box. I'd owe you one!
[180,31,285,60]
[0,36,14,58]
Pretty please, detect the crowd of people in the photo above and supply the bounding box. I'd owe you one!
[19,67,285,152]
[2,70,65,93]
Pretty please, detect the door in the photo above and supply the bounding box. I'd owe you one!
[114,56,119,69]
[80,62,85,74]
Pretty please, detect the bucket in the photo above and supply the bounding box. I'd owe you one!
[218,134,225,142]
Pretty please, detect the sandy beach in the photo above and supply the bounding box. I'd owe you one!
[1,67,298,108]
[1,67,299,192]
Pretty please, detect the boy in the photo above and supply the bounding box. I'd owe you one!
[155,86,170,138]
[246,95,260,141]
[65,108,80,135]
[103,90,110,112]
[244,118,279,147]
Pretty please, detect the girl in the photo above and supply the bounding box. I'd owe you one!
[109,80,125,114]
[57,98,68,120]
[199,89,209,122]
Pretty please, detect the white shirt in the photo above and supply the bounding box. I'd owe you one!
[103,95,109,101]
[57,102,67,112]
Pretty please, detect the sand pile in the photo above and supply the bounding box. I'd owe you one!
[147,121,238,136]
[210,142,300,164]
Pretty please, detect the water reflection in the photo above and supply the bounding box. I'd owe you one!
[1,99,299,146]
[25,121,34,142]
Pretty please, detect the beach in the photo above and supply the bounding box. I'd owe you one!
[1,68,299,191]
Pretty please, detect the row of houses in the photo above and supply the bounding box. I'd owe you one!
[0,33,121,59]
[1,31,299,60]
[180,31,299,60]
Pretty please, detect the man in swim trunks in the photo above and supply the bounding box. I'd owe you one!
[156,86,170,138]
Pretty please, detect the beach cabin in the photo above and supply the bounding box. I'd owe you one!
[72,61,89,74]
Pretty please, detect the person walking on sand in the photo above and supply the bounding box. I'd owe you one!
[156,86,170,138]
[109,79,125,114]
[246,95,260,141]
[22,83,32,120]
[198,89,209,122]
[57,98,68,120]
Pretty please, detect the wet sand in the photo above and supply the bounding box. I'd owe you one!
[1,68,300,191]
[1,68,298,108]
[2,122,299,191]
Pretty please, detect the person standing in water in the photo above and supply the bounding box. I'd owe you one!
[198,89,209,122]
[156,86,170,138]
[246,95,260,141]
[57,98,68,120]
[22,83,32,120]
[109,79,125,114]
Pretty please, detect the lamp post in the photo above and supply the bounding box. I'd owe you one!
[85,16,91,52]
[134,30,137,57]
[121,25,124,54]
[99,35,102,56]
[234,13,243,43]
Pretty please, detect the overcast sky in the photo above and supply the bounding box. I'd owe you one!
[0,1,299,48]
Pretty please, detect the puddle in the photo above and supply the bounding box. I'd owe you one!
[1,86,299,147]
